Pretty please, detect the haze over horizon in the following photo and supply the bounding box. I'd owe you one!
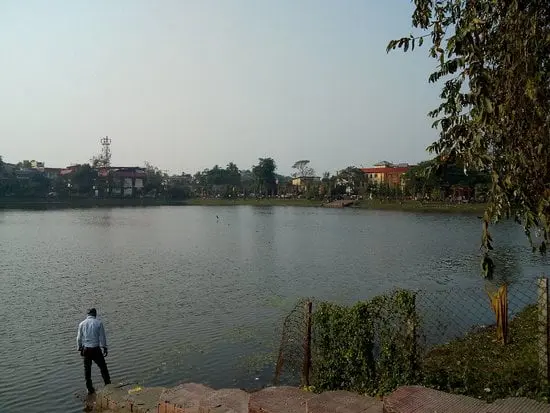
[1,1,440,175]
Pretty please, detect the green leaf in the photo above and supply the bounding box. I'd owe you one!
[387,0,550,268]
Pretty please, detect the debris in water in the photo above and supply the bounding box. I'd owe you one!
[128,386,143,394]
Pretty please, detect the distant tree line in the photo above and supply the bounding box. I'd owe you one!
[0,154,490,202]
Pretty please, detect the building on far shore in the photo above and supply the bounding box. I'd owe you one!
[43,167,62,179]
[291,176,321,194]
[30,160,45,170]
[361,161,412,189]
[97,167,146,197]
[60,165,80,176]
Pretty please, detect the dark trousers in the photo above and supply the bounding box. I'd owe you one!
[83,347,111,392]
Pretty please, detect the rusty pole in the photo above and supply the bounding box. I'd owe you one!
[301,301,313,387]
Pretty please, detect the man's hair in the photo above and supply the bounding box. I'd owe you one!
[87,308,97,317]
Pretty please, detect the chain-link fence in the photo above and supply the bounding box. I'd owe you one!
[273,298,314,386]
[415,279,537,347]
[273,277,548,401]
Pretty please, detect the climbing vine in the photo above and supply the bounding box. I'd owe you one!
[311,290,420,395]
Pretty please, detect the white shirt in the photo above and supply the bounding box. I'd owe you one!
[77,316,108,350]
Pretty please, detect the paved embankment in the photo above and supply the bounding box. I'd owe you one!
[322,200,356,208]
[89,383,550,413]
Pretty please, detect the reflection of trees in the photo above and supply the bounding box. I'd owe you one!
[489,247,522,285]
[98,210,113,228]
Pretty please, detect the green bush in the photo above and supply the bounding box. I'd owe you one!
[312,290,420,395]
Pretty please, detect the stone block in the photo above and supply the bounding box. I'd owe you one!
[383,386,486,413]
[96,385,129,411]
[160,383,215,409]
[157,401,188,413]
[486,397,550,413]
[198,388,250,413]
[124,386,166,412]
[307,390,383,413]
[249,386,314,413]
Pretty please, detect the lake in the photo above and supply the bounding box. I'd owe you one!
[0,206,547,413]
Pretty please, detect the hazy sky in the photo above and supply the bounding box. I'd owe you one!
[0,1,440,175]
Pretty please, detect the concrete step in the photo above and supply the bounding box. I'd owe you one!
[383,386,486,413]
[126,386,166,412]
[307,390,383,413]
[485,397,550,413]
[198,388,250,413]
[97,384,166,412]
[249,386,315,413]
[157,402,192,413]
[160,383,215,409]
[96,385,131,411]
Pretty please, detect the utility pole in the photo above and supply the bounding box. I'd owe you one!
[99,136,112,168]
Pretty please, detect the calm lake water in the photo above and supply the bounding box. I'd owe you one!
[0,206,548,413]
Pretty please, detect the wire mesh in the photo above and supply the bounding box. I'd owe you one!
[273,298,314,386]
[416,279,538,349]
[274,278,544,390]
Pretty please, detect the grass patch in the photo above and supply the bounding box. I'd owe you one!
[1,196,487,213]
[422,305,543,401]
[0,198,178,210]
[188,198,486,213]
[186,198,322,207]
[354,200,486,214]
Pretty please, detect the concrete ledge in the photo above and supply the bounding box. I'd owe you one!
[248,386,314,413]
[93,383,550,413]
[383,386,485,413]
[160,383,215,409]
[198,388,249,413]
[157,402,187,413]
[307,390,382,413]
[486,397,550,413]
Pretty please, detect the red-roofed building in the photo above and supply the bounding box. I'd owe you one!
[60,165,80,176]
[97,167,147,197]
[361,162,412,189]
[43,167,62,179]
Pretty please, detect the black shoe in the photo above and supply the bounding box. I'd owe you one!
[87,388,95,395]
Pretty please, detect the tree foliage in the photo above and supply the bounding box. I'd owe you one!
[335,166,366,193]
[71,164,97,194]
[292,160,315,178]
[225,162,241,187]
[252,157,277,196]
[144,162,166,196]
[16,160,33,169]
[389,0,550,277]
[192,163,242,196]
[404,158,489,199]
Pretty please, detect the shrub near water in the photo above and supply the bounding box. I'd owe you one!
[312,290,420,395]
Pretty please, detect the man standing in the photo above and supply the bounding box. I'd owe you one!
[77,308,111,394]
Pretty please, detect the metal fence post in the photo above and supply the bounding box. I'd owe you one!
[273,328,286,386]
[406,293,419,375]
[301,301,313,387]
[537,277,549,386]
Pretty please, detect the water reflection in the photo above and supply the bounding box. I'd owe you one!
[84,209,114,227]
[491,247,522,284]
[0,207,548,413]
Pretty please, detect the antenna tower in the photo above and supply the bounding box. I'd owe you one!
[100,136,112,167]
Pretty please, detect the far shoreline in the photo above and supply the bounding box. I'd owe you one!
[188,198,486,213]
[0,197,486,214]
